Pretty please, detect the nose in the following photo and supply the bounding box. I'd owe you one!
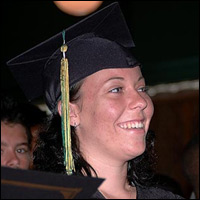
[127,90,148,110]
[4,151,20,169]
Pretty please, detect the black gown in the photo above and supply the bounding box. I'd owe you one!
[91,185,184,199]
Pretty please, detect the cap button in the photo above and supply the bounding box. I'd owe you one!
[61,44,68,53]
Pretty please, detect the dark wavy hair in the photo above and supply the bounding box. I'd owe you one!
[33,81,156,187]
[1,93,32,147]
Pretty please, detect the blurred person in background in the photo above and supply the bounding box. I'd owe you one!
[1,93,32,169]
[1,92,47,169]
[19,103,48,154]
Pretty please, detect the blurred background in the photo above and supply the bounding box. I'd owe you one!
[1,1,199,198]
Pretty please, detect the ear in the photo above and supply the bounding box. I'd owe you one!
[69,102,81,126]
[57,100,62,116]
[57,100,80,126]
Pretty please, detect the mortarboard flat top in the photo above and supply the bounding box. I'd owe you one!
[1,167,104,199]
[7,2,140,113]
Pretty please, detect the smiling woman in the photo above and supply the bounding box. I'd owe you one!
[6,2,184,199]
[72,67,154,162]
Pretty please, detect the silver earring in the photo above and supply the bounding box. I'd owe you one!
[74,122,78,128]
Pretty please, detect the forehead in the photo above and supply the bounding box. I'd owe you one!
[1,122,28,141]
[83,66,142,85]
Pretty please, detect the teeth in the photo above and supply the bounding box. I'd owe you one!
[119,122,144,129]
[131,123,136,128]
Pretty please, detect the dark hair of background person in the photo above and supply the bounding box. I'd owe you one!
[1,92,32,147]
[33,81,157,187]
[18,103,47,130]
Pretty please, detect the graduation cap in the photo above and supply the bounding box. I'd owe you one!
[7,2,139,113]
[1,167,104,199]
[7,2,140,175]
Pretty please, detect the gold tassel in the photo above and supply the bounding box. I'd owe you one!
[60,32,75,175]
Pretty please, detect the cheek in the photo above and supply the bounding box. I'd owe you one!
[81,99,123,144]
[92,101,123,126]
[144,98,154,130]
[147,98,154,119]
[1,156,5,164]
[20,155,31,168]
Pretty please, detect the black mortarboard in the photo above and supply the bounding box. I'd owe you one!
[7,2,140,114]
[2,167,104,199]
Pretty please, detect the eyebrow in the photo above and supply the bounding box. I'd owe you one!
[138,76,145,82]
[16,143,29,147]
[104,76,144,84]
[104,77,124,84]
[1,142,8,147]
[1,142,29,147]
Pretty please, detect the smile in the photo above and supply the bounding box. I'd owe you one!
[118,121,144,129]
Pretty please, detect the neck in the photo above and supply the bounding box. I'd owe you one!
[97,161,128,189]
[85,155,136,199]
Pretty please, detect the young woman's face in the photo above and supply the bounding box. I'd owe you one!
[75,67,154,162]
[1,122,31,169]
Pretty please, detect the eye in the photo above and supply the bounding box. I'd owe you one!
[16,148,28,154]
[109,87,123,93]
[138,86,149,93]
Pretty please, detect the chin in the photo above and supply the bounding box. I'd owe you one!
[127,143,146,159]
